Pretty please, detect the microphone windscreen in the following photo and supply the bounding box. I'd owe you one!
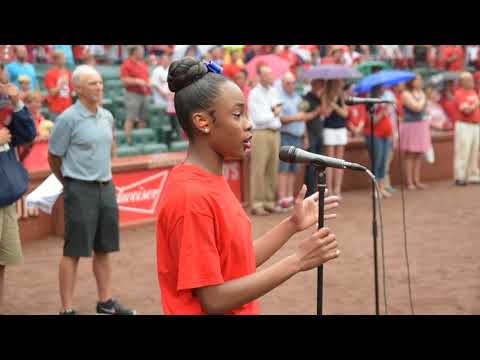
[279,146,296,163]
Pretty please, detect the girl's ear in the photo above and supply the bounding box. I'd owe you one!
[192,112,211,134]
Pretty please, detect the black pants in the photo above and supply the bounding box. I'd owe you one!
[304,130,324,196]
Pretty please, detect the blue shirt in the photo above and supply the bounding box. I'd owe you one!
[5,61,37,90]
[278,87,305,137]
[53,45,75,68]
[49,101,115,182]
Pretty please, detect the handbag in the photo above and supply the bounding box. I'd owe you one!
[0,147,29,207]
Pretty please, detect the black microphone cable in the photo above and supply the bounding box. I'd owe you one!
[365,170,388,315]
[391,103,415,315]
[363,100,416,315]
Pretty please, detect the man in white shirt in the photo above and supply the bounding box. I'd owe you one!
[248,63,283,215]
[150,52,172,108]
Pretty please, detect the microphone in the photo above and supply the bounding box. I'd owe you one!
[279,146,367,172]
[345,96,395,105]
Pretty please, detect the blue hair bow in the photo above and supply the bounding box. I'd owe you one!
[204,60,223,74]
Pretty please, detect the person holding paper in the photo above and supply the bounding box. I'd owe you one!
[0,63,36,312]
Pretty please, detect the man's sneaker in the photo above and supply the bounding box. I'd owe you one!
[59,309,76,315]
[96,299,136,315]
[455,180,467,186]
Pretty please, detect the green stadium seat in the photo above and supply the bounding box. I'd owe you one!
[132,128,157,146]
[40,107,50,120]
[169,140,189,152]
[96,65,121,81]
[154,129,168,144]
[34,63,51,77]
[148,106,170,129]
[114,130,127,146]
[142,143,168,155]
[102,98,115,113]
[116,145,142,157]
[112,107,126,129]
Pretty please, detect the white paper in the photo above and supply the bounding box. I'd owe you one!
[424,147,435,164]
[26,174,64,214]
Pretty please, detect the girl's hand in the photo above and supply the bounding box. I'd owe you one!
[289,227,340,272]
[289,185,340,232]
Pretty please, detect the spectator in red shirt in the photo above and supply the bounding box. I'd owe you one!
[72,45,88,65]
[347,103,366,137]
[24,91,53,140]
[233,69,250,104]
[345,85,366,138]
[156,57,340,315]
[453,72,480,185]
[430,45,445,70]
[441,45,465,72]
[222,50,243,80]
[275,45,301,76]
[363,85,394,198]
[321,47,344,65]
[439,79,459,124]
[474,71,480,96]
[44,51,73,121]
[120,45,152,144]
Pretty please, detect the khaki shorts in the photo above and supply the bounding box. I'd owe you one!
[125,91,149,123]
[0,203,23,266]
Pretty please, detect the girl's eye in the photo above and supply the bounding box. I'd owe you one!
[233,113,241,118]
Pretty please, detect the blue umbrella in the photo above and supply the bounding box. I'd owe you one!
[303,64,362,80]
[354,70,416,94]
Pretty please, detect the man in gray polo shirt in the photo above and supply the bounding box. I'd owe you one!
[48,65,135,315]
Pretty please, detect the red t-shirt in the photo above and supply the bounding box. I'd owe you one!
[442,46,465,72]
[363,104,393,138]
[31,110,44,131]
[223,63,241,80]
[454,88,480,124]
[120,58,152,95]
[156,163,260,315]
[44,67,73,114]
[440,95,459,123]
[0,105,13,127]
[279,49,300,76]
[347,104,367,128]
[321,57,336,64]
[72,45,87,61]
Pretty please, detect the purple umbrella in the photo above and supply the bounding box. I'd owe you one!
[302,64,362,80]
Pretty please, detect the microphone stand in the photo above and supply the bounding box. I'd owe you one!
[315,165,327,315]
[366,103,380,315]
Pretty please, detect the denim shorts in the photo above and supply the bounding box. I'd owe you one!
[279,132,303,173]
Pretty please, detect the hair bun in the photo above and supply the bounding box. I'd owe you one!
[167,57,208,93]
